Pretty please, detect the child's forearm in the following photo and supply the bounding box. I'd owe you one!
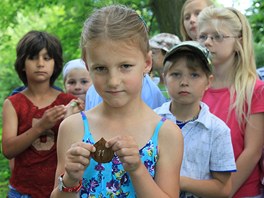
[129,163,177,198]
[180,175,231,198]
[2,126,44,159]
[230,150,262,196]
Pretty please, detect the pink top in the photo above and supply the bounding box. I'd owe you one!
[202,79,264,197]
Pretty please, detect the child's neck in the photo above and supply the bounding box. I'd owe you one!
[23,84,60,108]
[212,61,234,88]
[105,100,145,114]
[170,101,200,123]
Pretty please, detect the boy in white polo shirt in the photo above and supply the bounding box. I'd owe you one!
[154,41,236,198]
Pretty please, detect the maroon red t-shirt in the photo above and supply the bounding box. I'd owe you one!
[8,92,76,198]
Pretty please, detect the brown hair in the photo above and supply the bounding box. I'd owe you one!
[164,51,212,77]
[15,30,63,86]
[80,5,149,63]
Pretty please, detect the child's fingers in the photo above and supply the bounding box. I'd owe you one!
[106,135,137,152]
[68,142,96,158]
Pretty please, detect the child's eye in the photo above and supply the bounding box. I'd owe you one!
[191,73,200,78]
[29,55,38,60]
[184,14,190,20]
[81,80,89,85]
[195,10,201,16]
[44,55,52,61]
[212,34,223,42]
[122,64,132,69]
[94,66,107,72]
[171,72,181,78]
[67,80,76,85]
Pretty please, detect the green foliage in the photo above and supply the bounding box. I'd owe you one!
[0,0,263,194]
[0,153,9,196]
[246,0,264,43]
[0,0,154,128]
[0,128,9,196]
[246,0,264,67]
[255,43,264,68]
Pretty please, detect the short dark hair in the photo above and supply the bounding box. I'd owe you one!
[15,30,63,86]
[164,51,212,77]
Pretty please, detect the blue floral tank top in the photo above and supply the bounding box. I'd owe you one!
[80,112,166,198]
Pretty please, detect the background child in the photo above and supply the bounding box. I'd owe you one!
[180,0,213,41]
[1,30,83,198]
[154,41,236,197]
[63,58,92,102]
[198,6,264,197]
[149,32,181,99]
[51,4,183,198]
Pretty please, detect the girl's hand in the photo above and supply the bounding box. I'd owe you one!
[35,105,67,133]
[106,136,141,172]
[65,98,85,118]
[64,142,96,182]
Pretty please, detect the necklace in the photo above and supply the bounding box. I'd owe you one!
[175,114,199,124]
[175,114,199,129]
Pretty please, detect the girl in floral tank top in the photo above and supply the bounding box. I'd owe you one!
[51,5,183,198]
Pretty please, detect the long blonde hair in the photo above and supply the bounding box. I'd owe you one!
[80,4,149,63]
[180,0,213,41]
[198,6,257,126]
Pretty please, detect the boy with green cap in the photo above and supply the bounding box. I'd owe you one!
[154,41,236,198]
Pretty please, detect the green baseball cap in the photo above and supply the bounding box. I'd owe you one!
[163,41,213,73]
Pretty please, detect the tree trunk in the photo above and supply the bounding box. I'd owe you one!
[149,0,185,39]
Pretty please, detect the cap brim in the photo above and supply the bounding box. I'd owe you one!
[164,42,212,72]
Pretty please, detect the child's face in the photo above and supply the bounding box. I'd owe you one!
[183,0,209,40]
[86,39,152,107]
[64,68,92,101]
[198,21,237,67]
[165,57,212,105]
[151,48,165,71]
[24,48,55,84]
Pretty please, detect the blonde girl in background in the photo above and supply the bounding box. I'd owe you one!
[180,0,213,41]
[198,6,264,198]
[51,4,183,198]
[63,58,92,102]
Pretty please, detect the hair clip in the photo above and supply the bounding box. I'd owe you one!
[138,15,148,32]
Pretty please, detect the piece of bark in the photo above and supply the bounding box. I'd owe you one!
[91,137,114,163]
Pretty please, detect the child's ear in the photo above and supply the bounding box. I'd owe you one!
[205,74,214,90]
[144,51,152,74]
[163,72,167,85]
[82,49,89,71]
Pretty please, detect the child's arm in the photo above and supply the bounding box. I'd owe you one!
[64,98,85,118]
[50,116,95,198]
[180,172,232,197]
[230,113,264,196]
[2,99,66,159]
[106,120,183,198]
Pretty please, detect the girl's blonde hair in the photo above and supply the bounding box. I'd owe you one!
[198,6,257,127]
[80,4,149,63]
[180,0,213,41]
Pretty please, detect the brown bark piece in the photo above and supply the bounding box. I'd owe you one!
[91,137,114,163]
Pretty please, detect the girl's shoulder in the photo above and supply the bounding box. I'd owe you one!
[254,79,264,90]
[56,92,76,100]
[54,92,76,105]
[59,112,84,138]
[252,79,264,99]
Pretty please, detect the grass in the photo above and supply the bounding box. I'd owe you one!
[0,129,10,197]
[0,153,9,197]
